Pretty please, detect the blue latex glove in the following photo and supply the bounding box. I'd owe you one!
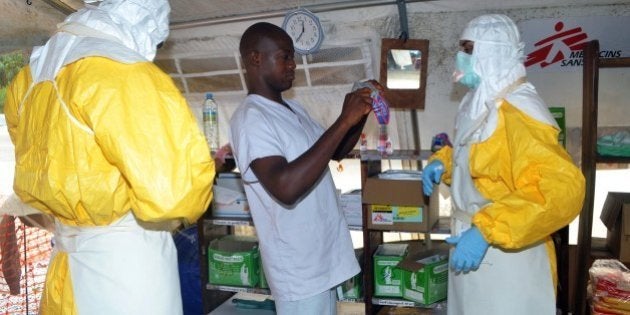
[422,160,444,196]
[445,226,489,272]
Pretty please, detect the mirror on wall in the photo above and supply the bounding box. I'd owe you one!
[387,49,422,89]
[380,38,429,109]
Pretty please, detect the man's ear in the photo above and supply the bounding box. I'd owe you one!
[249,50,262,66]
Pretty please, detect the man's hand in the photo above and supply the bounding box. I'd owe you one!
[340,87,372,127]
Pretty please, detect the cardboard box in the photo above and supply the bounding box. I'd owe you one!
[362,176,438,232]
[208,235,260,287]
[337,272,363,300]
[398,249,448,305]
[336,301,365,315]
[212,173,250,217]
[373,243,408,297]
[340,190,362,227]
[258,257,268,289]
[337,249,363,300]
[601,192,630,263]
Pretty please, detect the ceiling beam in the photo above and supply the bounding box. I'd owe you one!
[41,0,76,15]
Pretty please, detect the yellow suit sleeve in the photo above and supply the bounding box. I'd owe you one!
[5,67,31,145]
[428,145,453,185]
[76,58,214,224]
[472,102,585,249]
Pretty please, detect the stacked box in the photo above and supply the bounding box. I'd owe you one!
[336,300,365,315]
[363,176,439,232]
[399,250,448,305]
[337,249,363,300]
[212,173,250,217]
[208,235,260,287]
[601,192,630,263]
[339,190,362,227]
[373,243,408,297]
[337,272,362,300]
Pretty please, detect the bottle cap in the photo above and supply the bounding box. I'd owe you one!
[205,92,213,99]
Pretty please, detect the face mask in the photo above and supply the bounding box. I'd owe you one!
[453,51,481,89]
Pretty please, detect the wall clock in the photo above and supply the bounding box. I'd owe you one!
[282,8,324,55]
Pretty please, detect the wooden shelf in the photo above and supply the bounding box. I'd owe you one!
[371,297,446,308]
[347,149,432,161]
[595,154,630,164]
[204,216,253,226]
[206,284,270,295]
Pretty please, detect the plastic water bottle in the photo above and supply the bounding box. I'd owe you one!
[359,133,368,154]
[202,92,219,152]
[377,124,388,155]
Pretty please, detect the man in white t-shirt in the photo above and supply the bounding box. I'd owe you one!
[230,22,379,315]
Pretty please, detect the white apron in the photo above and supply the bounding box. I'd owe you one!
[447,96,555,315]
[53,212,183,315]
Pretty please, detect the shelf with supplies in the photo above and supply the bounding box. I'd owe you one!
[356,149,450,315]
[574,40,630,315]
[199,170,266,313]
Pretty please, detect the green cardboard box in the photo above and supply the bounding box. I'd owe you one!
[337,249,363,300]
[259,258,269,289]
[208,235,260,287]
[399,249,448,305]
[373,243,408,297]
[549,107,566,147]
[337,272,362,300]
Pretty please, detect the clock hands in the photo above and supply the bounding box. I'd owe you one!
[296,20,305,42]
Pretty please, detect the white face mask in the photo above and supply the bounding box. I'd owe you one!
[453,51,481,89]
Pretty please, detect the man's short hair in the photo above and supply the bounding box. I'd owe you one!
[239,22,287,57]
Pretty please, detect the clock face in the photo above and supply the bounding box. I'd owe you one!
[282,9,324,55]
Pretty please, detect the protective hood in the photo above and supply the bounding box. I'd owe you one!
[29,0,170,83]
[460,14,526,120]
[454,14,555,143]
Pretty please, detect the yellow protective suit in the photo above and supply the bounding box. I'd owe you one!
[431,99,585,290]
[5,57,214,313]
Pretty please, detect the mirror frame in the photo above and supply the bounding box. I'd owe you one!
[379,38,429,109]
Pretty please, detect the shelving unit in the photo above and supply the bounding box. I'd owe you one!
[199,161,364,313]
[199,211,270,313]
[200,151,439,314]
[574,39,630,315]
[358,149,448,314]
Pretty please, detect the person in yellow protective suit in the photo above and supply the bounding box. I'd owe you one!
[4,0,215,314]
[422,14,585,314]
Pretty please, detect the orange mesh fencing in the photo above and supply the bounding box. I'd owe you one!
[1,215,52,315]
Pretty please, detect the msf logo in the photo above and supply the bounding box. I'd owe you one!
[525,21,589,68]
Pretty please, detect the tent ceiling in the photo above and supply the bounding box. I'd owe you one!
[1,0,627,53]
[28,0,630,24]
